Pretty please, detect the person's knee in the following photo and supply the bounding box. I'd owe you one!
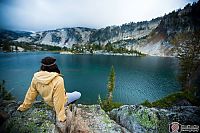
[74,91,81,99]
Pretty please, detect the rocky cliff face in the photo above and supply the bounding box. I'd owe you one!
[1,100,200,133]
[0,1,200,56]
[13,18,160,50]
[28,27,95,48]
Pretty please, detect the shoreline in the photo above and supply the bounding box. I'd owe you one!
[60,51,144,57]
[60,51,175,58]
[0,51,176,58]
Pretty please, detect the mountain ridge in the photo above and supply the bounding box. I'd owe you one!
[0,1,199,56]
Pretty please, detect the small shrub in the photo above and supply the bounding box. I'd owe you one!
[99,98,122,112]
[141,100,152,107]
[0,80,15,100]
[141,88,199,108]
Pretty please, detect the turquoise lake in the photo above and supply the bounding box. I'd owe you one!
[0,52,180,104]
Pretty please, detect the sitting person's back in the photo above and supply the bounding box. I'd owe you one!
[18,57,81,122]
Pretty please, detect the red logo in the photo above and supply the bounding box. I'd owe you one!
[169,122,181,133]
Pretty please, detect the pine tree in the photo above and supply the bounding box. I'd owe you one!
[98,66,122,111]
[173,31,200,90]
[107,66,115,102]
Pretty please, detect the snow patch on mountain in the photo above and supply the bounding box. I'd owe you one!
[15,37,32,43]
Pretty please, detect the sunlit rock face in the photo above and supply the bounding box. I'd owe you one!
[0,101,129,133]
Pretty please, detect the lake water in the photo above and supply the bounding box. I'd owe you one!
[0,52,180,104]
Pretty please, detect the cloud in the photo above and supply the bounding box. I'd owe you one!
[0,0,197,31]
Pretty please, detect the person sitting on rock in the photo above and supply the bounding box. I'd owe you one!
[17,56,81,122]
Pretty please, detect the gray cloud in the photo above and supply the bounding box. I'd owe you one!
[0,0,197,31]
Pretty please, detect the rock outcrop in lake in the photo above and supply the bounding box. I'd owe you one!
[1,100,200,133]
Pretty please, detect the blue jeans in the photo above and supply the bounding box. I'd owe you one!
[65,91,81,105]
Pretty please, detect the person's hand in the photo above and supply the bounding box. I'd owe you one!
[60,119,66,122]
[17,109,22,112]
[17,107,22,112]
[56,120,67,132]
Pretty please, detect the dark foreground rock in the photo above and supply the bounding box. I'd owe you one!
[0,100,129,133]
[0,100,57,133]
[0,100,199,133]
[109,105,200,133]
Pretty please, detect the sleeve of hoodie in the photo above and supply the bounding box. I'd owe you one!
[53,76,67,122]
[17,78,38,111]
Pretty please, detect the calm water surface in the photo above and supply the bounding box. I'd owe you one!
[0,52,180,104]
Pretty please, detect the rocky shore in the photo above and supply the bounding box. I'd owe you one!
[0,100,199,133]
[60,51,144,57]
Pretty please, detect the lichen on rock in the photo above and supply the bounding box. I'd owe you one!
[1,100,57,133]
[109,105,200,133]
[0,100,129,133]
[1,100,199,133]
[75,104,130,133]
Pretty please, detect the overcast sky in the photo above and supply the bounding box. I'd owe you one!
[0,0,197,31]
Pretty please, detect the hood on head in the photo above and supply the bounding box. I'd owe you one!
[33,71,59,85]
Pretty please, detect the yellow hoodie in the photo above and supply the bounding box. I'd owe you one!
[17,71,68,122]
